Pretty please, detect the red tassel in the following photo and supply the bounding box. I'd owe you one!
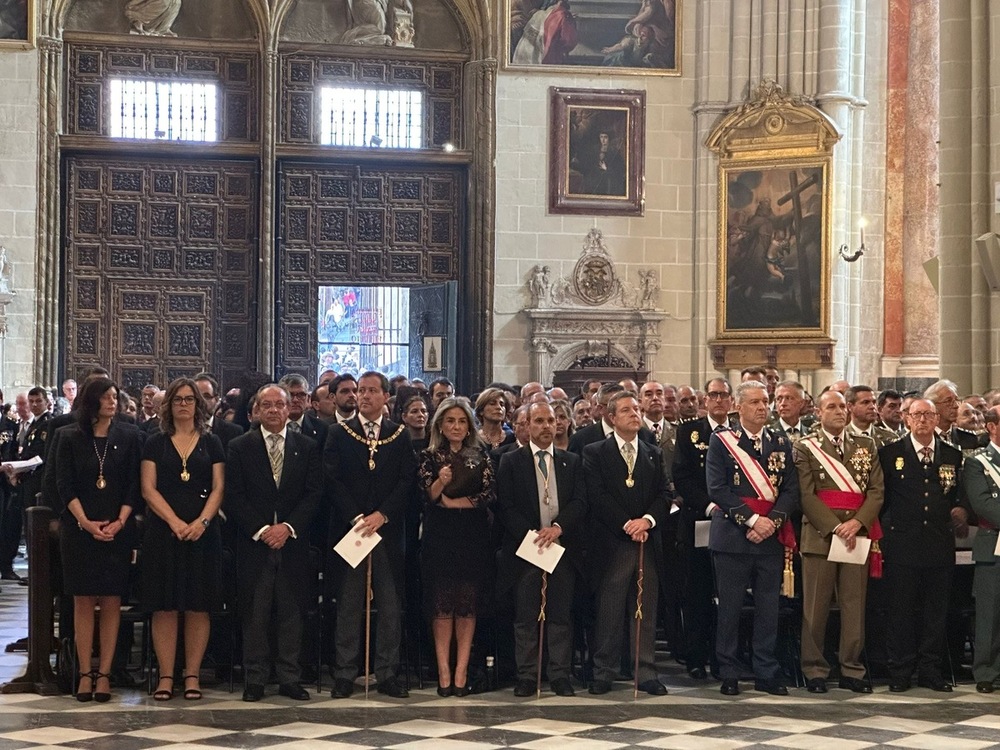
[869,541,883,579]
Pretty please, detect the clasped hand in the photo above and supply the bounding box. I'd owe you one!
[746,516,776,544]
[623,517,651,543]
[170,518,206,542]
[834,518,863,551]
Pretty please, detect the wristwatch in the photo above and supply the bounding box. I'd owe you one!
[200,518,210,528]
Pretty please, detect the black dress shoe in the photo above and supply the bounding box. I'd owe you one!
[806,677,828,694]
[638,679,668,696]
[916,678,952,693]
[838,677,872,694]
[977,681,995,694]
[278,683,310,700]
[453,684,472,697]
[513,679,535,697]
[551,677,575,696]
[754,679,788,695]
[331,678,354,698]
[242,684,264,702]
[588,679,612,695]
[687,666,707,679]
[377,677,409,698]
[720,679,740,696]
[888,679,910,693]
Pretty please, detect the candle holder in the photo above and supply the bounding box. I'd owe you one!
[839,218,867,262]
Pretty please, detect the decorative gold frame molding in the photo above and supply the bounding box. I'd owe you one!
[705,80,841,367]
[0,0,36,50]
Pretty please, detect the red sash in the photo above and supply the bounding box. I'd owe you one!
[816,489,883,578]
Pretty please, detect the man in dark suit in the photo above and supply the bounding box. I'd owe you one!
[583,391,670,695]
[497,402,587,697]
[280,374,329,447]
[706,380,798,696]
[324,371,416,699]
[569,384,655,454]
[672,377,733,679]
[490,405,529,469]
[0,392,23,582]
[879,397,963,692]
[226,384,322,701]
[964,406,1000,694]
[194,373,244,453]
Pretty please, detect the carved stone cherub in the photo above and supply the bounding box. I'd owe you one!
[637,268,657,309]
[528,264,552,307]
[125,0,182,37]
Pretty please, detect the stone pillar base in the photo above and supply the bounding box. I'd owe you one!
[896,354,940,379]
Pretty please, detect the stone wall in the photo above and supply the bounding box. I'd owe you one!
[0,49,38,390]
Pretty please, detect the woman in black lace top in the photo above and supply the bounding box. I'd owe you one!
[418,396,495,696]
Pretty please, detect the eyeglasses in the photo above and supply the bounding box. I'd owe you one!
[909,411,938,421]
[289,392,309,400]
[705,392,731,400]
[172,396,197,405]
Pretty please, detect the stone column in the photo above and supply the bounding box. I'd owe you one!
[33,35,62,384]
[258,46,278,373]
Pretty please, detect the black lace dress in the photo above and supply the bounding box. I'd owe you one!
[418,445,495,620]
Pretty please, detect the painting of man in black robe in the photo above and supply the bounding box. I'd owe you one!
[0,0,28,41]
[724,166,824,331]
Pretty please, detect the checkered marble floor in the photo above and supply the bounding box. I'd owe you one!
[2,553,1000,749]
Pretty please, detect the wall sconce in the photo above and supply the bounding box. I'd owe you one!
[839,217,866,262]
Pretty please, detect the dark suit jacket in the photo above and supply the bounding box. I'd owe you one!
[496,445,587,592]
[323,416,416,563]
[225,429,322,589]
[705,426,798,556]
[298,413,328,447]
[211,417,244,454]
[672,417,719,546]
[582,435,669,570]
[964,446,1000,563]
[489,440,522,472]
[569,420,655,454]
[879,437,962,568]
[18,413,51,504]
[140,416,161,434]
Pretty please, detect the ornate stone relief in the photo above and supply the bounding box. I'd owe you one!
[522,228,668,383]
[0,246,17,337]
[340,0,416,47]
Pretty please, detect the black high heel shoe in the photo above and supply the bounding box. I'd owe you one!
[76,671,95,702]
[93,672,112,703]
[454,684,472,697]
[437,683,454,697]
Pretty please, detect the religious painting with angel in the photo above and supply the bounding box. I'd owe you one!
[719,161,829,337]
[504,0,679,75]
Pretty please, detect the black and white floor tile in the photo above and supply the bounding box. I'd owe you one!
[1,551,999,749]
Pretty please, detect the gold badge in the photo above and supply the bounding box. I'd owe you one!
[895,457,904,471]
[691,430,700,444]
[733,472,740,486]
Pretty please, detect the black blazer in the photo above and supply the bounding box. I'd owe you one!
[299,413,329,447]
[569,421,656,455]
[879,437,962,568]
[323,416,416,549]
[211,417,244,455]
[225,429,322,584]
[582,435,669,558]
[672,417,715,546]
[496,445,587,589]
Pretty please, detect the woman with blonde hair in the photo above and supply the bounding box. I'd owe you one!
[418,396,495,696]
[141,378,225,701]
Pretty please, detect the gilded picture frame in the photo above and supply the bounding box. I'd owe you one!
[717,158,831,339]
[503,0,680,76]
[706,81,841,345]
[0,0,35,50]
[548,87,645,217]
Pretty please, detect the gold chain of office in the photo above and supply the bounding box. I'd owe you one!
[341,423,407,470]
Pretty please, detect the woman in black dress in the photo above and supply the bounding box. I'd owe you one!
[55,377,142,702]
[418,397,494,696]
[141,378,225,701]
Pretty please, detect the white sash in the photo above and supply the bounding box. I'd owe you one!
[717,430,776,502]
[975,452,1000,490]
[800,437,863,494]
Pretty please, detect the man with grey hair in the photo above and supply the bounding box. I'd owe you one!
[519,382,545,405]
[279,373,328,446]
[706,380,798,696]
[769,380,813,437]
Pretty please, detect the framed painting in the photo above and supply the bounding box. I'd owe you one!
[717,159,831,339]
[548,87,645,217]
[0,0,34,50]
[504,0,680,76]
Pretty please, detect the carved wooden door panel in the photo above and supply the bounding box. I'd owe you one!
[64,156,258,391]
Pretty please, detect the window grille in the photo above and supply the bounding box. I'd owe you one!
[109,79,219,142]
[318,286,411,378]
[319,86,423,149]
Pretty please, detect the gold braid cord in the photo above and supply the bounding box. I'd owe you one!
[635,564,644,620]
[538,571,548,622]
[341,423,406,471]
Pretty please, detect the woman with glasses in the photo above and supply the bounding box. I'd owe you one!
[140,378,225,702]
[55,377,143,703]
